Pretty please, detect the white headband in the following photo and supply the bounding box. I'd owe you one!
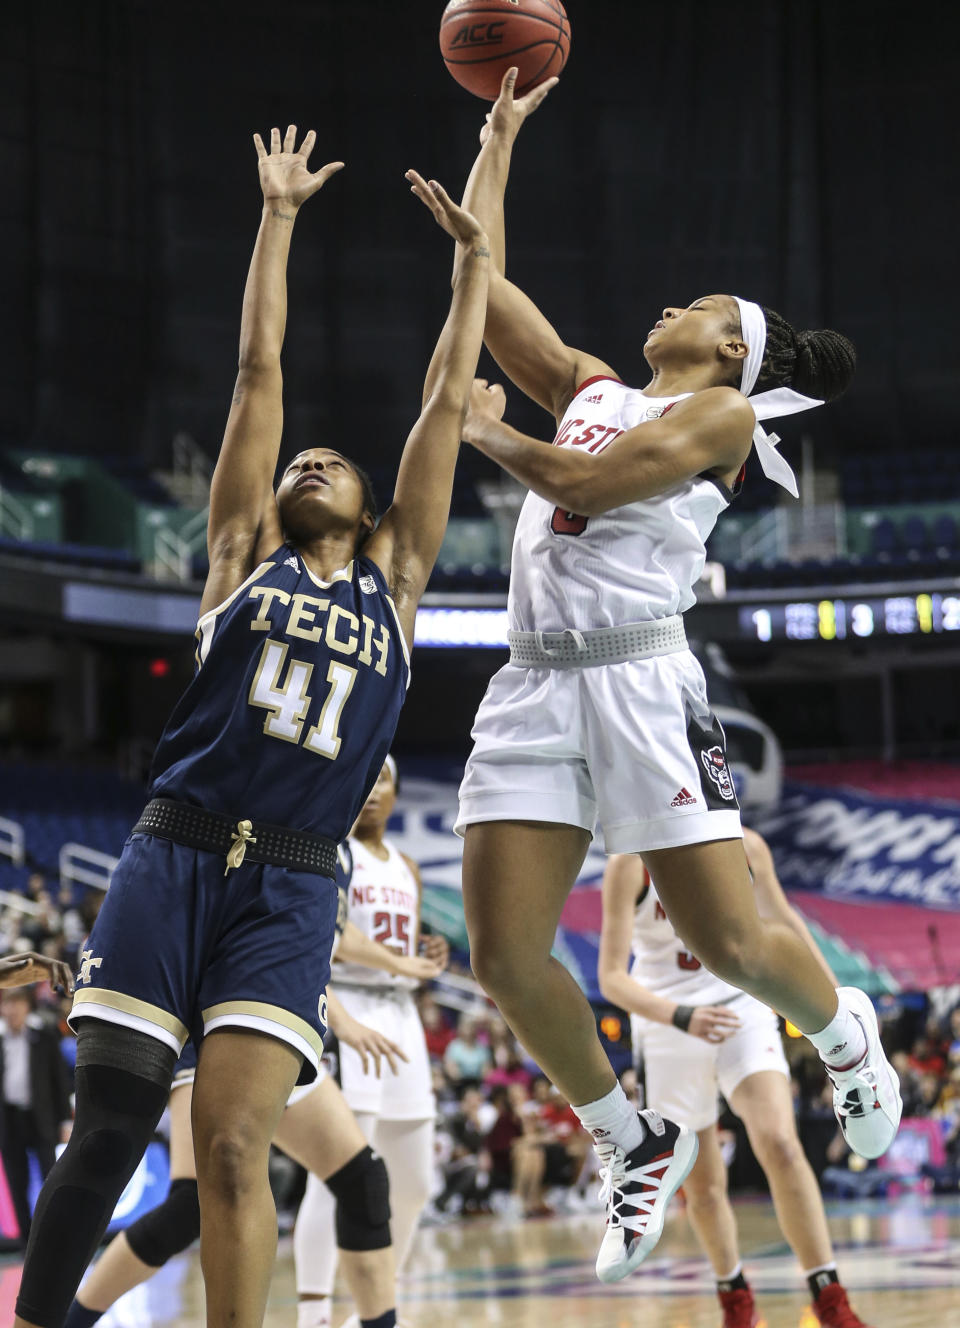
[733,296,823,499]
[384,753,397,785]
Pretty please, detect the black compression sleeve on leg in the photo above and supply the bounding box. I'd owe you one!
[15,1023,176,1328]
[125,1178,201,1266]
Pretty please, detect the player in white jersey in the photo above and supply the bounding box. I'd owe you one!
[600,830,873,1328]
[445,70,901,1284]
[295,757,448,1328]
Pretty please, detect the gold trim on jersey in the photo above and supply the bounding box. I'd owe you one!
[195,560,277,666]
[201,1000,325,1061]
[301,557,355,591]
[71,988,190,1044]
[383,592,412,688]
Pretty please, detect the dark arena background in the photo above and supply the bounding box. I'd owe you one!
[0,2,958,1325]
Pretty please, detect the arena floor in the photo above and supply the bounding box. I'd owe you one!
[4,1193,956,1327]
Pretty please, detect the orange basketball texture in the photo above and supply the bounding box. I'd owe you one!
[440,0,571,100]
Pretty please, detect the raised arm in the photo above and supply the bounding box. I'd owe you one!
[455,69,616,421]
[744,828,839,988]
[463,382,756,516]
[363,177,489,641]
[200,126,344,617]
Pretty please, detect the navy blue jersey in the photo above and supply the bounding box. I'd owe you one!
[150,548,409,841]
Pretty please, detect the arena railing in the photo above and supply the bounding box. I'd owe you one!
[59,842,118,893]
[0,816,25,870]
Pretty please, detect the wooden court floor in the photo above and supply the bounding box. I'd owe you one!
[2,1194,958,1326]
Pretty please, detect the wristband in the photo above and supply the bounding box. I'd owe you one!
[672,1004,695,1032]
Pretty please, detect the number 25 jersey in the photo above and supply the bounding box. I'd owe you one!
[149,547,410,842]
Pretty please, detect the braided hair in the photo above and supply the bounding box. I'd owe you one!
[754,306,856,401]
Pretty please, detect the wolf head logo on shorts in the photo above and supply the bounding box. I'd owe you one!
[700,745,736,801]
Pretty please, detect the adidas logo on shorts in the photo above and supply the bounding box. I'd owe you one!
[584,393,604,404]
[670,787,697,807]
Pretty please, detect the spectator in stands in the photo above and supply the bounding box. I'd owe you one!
[0,987,72,1247]
[484,1042,531,1091]
[435,1085,493,1215]
[443,1013,493,1085]
[909,1022,948,1078]
[419,992,455,1062]
[512,1076,590,1217]
[485,1083,525,1199]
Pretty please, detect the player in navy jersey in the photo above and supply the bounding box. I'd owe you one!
[447,70,899,1286]
[15,122,493,1328]
[62,845,443,1328]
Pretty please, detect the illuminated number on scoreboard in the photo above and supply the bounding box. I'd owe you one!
[851,603,874,638]
[751,609,772,642]
[248,640,357,760]
[551,507,588,536]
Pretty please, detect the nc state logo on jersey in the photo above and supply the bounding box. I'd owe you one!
[700,745,735,800]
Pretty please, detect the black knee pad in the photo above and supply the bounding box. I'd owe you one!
[126,1178,201,1266]
[15,1023,176,1328]
[326,1145,391,1252]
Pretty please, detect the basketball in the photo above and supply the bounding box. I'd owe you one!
[439,0,571,101]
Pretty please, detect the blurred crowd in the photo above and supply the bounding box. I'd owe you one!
[3,873,960,1220]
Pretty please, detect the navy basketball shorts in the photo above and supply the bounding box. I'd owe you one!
[71,832,339,1084]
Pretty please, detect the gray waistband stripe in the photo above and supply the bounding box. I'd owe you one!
[508,617,687,669]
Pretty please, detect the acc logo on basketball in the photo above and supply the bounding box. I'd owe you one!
[700,745,736,801]
[449,21,506,47]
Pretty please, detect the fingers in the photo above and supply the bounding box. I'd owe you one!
[518,75,559,114]
[298,128,316,160]
[496,66,519,103]
[306,161,345,196]
[253,132,267,162]
[282,123,297,153]
[270,126,281,154]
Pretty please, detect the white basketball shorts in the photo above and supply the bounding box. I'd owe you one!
[456,650,742,852]
[334,985,436,1120]
[633,991,790,1132]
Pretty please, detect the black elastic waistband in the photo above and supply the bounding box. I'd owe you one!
[134,797,338,880]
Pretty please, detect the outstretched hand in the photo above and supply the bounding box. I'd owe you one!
[0,951,74,994]
[480,66,558,146]
[405,171,487,250]
[253,125,344,210]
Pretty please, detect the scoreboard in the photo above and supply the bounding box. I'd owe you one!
[738,592,960,643]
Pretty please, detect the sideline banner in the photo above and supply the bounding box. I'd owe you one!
[751,783,960,912]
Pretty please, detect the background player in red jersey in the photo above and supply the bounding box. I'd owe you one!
[600,830,874,1328]
[14,127,493,1328]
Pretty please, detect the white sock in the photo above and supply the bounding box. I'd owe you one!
[807,993,868,1070]
[572,1082,645,1152]
[297,1298,331,1328]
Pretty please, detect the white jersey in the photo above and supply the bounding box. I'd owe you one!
[334,836,420,991]
[509,378,734,632]
[630,871,740,1005]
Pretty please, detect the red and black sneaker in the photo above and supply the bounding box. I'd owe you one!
[594,1109,699,1283]
[718,1286,760,1328]
[813,1281,874,1327]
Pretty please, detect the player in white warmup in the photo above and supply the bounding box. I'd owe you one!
[295,757,447,1328]
[444,69,902,1284]
[600,829,873,1328]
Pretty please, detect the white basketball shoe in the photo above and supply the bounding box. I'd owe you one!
[594,1109,699,1283]
[825,987,902,1160]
